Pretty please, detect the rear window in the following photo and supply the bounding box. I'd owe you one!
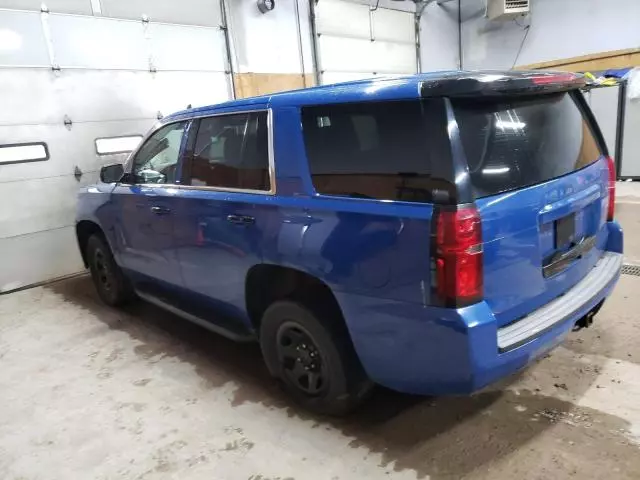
[453,92,602,198]
[301,100,453,204]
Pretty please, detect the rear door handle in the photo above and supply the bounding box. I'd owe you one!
[150,205,171,215]
[226,214,255,225]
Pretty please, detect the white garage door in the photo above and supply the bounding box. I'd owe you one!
[314,0,417,85]
[0,0,232,292]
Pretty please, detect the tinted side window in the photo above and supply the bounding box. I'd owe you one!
[188,112,271,191]
[301,100,451,204]
[132,122,187,184]
[453,92,602,198]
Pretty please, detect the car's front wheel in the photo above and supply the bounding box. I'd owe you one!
[86,234,134,306]
[260,300,372,416]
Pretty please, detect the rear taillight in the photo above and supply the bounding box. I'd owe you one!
[531,73,579,85]
[606,155,616,221]
[434,206,483,307]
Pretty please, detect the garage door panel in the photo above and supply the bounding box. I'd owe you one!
[372,40,416,73]
[0,70,160,124]
[151,71,229,114]
[372,8,414,44]
[148,24,226,72]
[0,0,92,15]
[0,226,83,292]
[0,70,228,126]
[0,119,154,183]
[315,0,370,39]
[49,14,147,70]
[319,36,415,75]
[319,36,372,73]
[0,10,50,66]
[0,5,232,291]
[314,1,417,84]
[100,0,221,27]
[0,174,86,239]
[321,72,381,85]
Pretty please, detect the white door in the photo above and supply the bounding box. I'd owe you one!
[0,0,231,292]
[314,0,417,85]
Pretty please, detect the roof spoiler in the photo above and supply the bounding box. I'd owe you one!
[420,71,586,98]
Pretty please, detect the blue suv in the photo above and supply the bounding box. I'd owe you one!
[77,72,623,414]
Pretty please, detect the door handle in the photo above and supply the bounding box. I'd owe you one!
[150,205,171,215]
[226,214,255,225]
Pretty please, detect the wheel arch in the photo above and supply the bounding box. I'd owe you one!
[75,220,106,268]
[244,264,346,332]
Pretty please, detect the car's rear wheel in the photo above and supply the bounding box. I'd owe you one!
[260,300,372,416]
[86,234,134,306]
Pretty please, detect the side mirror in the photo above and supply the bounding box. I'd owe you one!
[99,163,125,183]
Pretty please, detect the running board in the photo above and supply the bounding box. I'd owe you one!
[135,290,255,343]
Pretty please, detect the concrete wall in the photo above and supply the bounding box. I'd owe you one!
[461,0,640,70]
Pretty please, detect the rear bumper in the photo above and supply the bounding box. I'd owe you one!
[337,221,623,395]
[497,251,622,352]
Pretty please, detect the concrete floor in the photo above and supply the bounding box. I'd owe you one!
[614,181,640,264]
[1,187,640,480]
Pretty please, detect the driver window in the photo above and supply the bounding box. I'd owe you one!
[131,121,187,184]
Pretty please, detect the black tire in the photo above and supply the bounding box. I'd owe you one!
[260,300,372,416]
[86,234,134,307]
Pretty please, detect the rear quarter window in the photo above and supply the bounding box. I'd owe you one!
[452,92,602,198]
[300,99,454,204]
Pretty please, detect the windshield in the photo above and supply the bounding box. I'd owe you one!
[452,92,603,198]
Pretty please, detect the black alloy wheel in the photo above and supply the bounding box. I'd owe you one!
[259,300,372,415]
[277,322,328,395]
[86,234,134,306]
[93,247,113,294]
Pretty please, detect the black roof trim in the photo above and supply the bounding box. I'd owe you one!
[421,71,586,98]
